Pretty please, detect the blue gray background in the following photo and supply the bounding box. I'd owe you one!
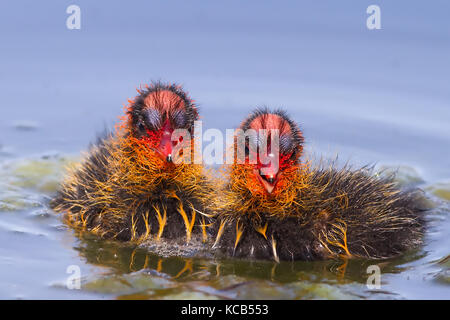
[0,1,449,299]
[0,0,449,180]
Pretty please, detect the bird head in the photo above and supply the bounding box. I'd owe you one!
[126,82,198,165]
[235,108,304,195]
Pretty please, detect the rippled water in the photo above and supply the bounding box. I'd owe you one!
[0,1,449,299]
[0,143,448,299]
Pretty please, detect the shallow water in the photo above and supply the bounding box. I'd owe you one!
[2,156,448,299]
[0,1,449,299]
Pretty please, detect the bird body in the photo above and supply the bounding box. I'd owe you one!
[211,108,427,261]
[51,83,214,243]
[52,91,427,262]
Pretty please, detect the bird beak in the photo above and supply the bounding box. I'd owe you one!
[156,127,174,163]
[262,179,276,194]
[254,169,278,194]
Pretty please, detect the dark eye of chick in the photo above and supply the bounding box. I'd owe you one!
[146,109,163,131]
[279,134,293,154]
[138,122,146,132]
[171,109,187,128]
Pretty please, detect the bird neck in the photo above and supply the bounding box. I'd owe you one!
[219,162,312,220]
[107,133,202,197]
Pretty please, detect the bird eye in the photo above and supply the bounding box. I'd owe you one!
[171,109,187,128]
[245,145,250,157]
[138,122,146,132]
[279,135,292,154]
[146,109,163,130]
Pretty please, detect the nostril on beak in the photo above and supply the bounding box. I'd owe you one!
[166,154,173,163]
[267,177,274,184]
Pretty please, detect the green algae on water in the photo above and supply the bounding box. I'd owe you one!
[0,154,78,211]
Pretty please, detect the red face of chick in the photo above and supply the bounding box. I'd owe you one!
[129,84,198,164]
[240,110,303,194]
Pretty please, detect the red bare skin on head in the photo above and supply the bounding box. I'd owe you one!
[143,90,186,115]
[248,114,293,137]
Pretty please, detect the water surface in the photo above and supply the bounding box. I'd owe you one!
[0,1,449,299]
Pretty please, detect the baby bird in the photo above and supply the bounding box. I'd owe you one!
[51,82,213,244]
[212,108,427,261]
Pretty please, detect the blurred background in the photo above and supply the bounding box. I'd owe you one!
[0,1,449,299]
[1,0,450,178]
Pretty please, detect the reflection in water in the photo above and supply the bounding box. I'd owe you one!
[1,154,448,299]
[72,229,427,299]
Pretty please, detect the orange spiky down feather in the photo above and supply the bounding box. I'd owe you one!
[51,82,215,244]
[211,108,428,261]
